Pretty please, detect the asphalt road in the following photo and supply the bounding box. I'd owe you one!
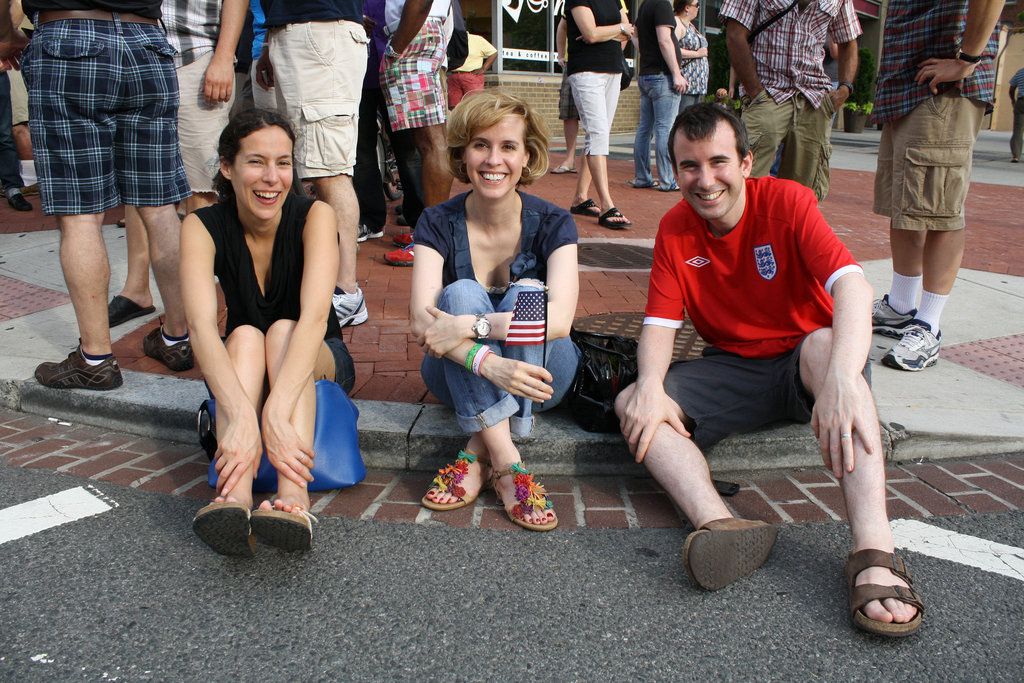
[1,462,1022,682]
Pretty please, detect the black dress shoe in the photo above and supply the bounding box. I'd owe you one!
[7,193,31,211]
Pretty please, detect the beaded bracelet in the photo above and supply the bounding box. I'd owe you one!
[464,343,484,372]
[471,346,492,376]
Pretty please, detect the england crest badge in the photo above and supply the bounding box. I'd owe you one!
[753,244,777,280]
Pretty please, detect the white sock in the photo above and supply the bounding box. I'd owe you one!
[888,273,922,315]
[916,290,948,334]
[162,329,189,347]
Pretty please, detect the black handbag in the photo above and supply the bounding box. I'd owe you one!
[568,329,639,433]
[620,51,634,91]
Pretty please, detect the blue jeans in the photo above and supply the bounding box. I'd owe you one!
[633,74,680,188]
[0,72,23,193]
[421,279,581,437]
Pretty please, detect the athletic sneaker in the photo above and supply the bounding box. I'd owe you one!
[392,232,413,248]
[357,223,384,243]
[34,347,123,390]
[882,320,940,372]
[332,286,368,327]
[384,242,414,266]
[872,295,917,337]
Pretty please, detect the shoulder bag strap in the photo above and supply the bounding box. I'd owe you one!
[746,0,800,44]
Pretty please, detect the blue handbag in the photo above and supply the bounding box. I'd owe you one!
[200,379,366,492]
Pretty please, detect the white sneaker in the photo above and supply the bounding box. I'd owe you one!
[872,295,916,337]
[332,287,368,327]
[882,321,940,372]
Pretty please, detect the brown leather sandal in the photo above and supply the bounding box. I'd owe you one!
[682,517,778,590]
[846,549,924,637]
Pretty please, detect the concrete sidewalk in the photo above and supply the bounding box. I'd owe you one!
[2,130,1023,476]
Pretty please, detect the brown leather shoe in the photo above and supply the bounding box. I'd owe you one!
[682,517,778,590]
[34,347,123,390]
[143,327,194,371]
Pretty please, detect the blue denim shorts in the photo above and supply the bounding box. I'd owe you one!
[23,17,190,215]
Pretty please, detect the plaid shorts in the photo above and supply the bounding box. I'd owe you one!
[22,18,190,215]
[381,17,447,131]
[558,71,579,120]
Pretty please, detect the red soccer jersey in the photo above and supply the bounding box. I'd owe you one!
[645,176,862,359]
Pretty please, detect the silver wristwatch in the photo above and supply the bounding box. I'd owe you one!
[472,314,491,339]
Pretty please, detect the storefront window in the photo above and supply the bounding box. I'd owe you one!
[498,0,556,73]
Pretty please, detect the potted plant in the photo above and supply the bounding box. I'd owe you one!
[843,47,876,133]
[843,101,873,133]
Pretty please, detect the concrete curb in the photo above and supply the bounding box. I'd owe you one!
[4,372,1023,476]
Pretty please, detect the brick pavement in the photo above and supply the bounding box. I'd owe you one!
[4,408,1022,530]
[3,163,1023,398]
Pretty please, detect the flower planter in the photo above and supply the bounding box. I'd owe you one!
[844,111,868,134]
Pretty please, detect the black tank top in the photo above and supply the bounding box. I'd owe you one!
[195,195,342,341]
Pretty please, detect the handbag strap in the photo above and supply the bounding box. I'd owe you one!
[746,0,800,44]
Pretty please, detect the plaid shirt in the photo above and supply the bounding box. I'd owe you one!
[162,0,223,68]
[720,0,861,108]
[873,0,999,125]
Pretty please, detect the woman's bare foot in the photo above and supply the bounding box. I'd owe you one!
[213,493,253,509]
[258,494,310,515]
[491,464,557,528]
[424,455,491,507]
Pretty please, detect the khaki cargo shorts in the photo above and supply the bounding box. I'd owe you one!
[873,90,986,231]
[268,19,368,178]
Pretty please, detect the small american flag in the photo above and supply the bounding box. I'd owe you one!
[505,290,547,346]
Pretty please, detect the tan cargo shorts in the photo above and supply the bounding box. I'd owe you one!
[873,90,986,231]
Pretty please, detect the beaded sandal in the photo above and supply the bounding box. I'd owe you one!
[422,450,490,511]
[490,462,558,531]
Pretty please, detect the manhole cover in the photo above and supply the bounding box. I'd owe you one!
[573,312,706,362]
[579,243,653,269]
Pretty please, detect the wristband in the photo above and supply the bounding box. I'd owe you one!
[838,81,854,94]
[471,346,492,376]
[465,343,483,372]
[955,48,982,64]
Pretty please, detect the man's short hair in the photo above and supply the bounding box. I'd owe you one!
[669,103,751,169]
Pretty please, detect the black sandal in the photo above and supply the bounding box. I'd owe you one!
[570,198,601,217]
[598,207,632,229]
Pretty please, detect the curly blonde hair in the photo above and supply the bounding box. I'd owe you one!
[446,90,550,186]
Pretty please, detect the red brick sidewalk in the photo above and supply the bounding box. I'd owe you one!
[4,408,1021,530]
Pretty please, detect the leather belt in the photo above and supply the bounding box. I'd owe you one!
[37,10,159,26]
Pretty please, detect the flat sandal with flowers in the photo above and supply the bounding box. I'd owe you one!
[422,450,490,511]
[489,462,558,532]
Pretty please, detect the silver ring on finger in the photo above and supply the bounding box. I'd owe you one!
[841,433,852,439]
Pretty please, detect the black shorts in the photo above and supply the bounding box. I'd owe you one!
[663,342,814,450]
[558,72,579,121]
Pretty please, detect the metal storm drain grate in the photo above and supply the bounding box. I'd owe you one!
[578,243,654,270]
[573,312,706,362]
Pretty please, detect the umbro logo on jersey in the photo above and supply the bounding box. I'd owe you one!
[686,256,710,268]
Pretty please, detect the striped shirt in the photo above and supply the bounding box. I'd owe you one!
[872,0,999,125]
[162,0,223,68]
[719,0,861,108]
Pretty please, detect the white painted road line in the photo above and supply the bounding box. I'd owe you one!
[892,518,1024,583]
[0,486,118,545]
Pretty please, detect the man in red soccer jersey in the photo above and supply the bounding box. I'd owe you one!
[615,103,924,637]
